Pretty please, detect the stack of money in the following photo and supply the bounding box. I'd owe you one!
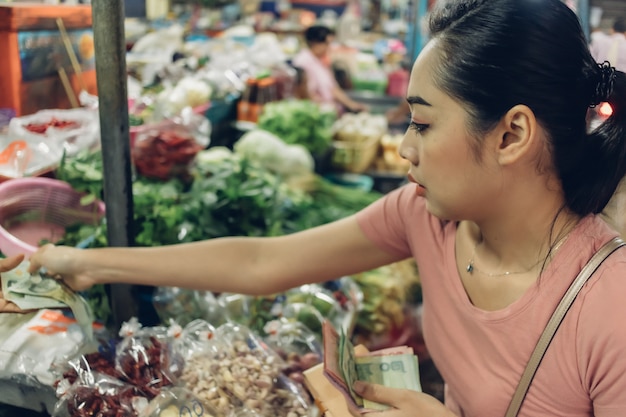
[1,261,94,341]
[323,320,421,412]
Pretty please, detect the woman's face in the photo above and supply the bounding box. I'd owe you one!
[400,39,503,221]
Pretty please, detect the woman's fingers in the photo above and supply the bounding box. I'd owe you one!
[27,243,55,274]
[0,254,24,272]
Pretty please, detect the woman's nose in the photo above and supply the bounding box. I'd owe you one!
[398,136,419,165]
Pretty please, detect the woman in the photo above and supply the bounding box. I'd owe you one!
[292,25,368,113]
[18,0,626,415]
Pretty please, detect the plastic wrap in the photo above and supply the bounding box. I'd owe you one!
[0,309,92,386]
[139,386,221,417]
[52,372,149,417]
[114,319,183,398]
[263,319,323,386]
[8,108,100,156]
[153,287,227,328]
[177,321,246,416]
[207,323,313,417]
[131,110,210,181]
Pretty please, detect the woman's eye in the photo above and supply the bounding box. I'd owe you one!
[409,122,429,133]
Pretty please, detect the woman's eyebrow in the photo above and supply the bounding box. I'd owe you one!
[406,95,432,106]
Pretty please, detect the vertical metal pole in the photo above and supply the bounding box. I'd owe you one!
[407,0,429,64]
[91,0,137,328]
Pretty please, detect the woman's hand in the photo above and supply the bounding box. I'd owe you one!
[348,101,370,113]
[350,381,455,417]
[0,254,26,312]
[0,254,24,272]
[27,244,96,292]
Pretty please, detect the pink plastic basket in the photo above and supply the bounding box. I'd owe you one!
[0,177,106,257]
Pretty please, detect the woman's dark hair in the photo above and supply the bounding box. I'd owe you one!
[428,0,626,217]
[614,18,626,34]
[304,25,334,46]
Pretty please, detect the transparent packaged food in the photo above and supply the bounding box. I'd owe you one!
[153,287,228,328]
[114,320,183,398]
[285,278,362,336]
[263,319,323,386]
[216,293,279,334]
[177,320,244,416]
[53,371,149,417]
[208,323,313,417]
[139,386,221,417]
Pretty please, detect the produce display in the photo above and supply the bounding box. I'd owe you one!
[132,125,205,180]
[0,10,433,417]
[257,100,336,155]
[180,324,312,417]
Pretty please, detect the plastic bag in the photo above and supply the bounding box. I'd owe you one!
[0,309,93,386]
[262,319,323,386]
[53,371,149,417]
[285,277,363,337]
[139,386,221,417]
[114,319,183,398]
[132,111,210,181]
[177,321,245,416]
[153,287,227,328]
[152,77,213,120]
[0,134,61,178]
[8,108,100,156]
[207,323,313,417]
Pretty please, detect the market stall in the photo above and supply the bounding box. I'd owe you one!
[0,1,440,415]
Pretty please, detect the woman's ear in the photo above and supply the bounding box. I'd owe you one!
[495,104,538,165]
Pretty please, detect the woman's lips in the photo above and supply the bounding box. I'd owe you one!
[407,174,426,196]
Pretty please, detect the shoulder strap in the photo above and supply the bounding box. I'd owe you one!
[504,237,625,417]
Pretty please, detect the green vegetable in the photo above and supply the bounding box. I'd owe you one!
[257,100,336,155]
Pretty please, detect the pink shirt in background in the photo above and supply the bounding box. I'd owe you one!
[590,33,626,72]
[356,185,626,416]
[292,48,338,108]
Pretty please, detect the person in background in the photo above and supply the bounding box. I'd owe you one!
[590,17,626,71]
[292,25,368,113]
[16,0,626,415]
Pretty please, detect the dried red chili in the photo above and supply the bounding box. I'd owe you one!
[116,336,178,398]
[132,127,204,180]
[65,384,141,417]
[25,118,79,134]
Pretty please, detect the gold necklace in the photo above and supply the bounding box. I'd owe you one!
[466,233,570,277]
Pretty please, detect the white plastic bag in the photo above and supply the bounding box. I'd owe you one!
[9,108,100,156]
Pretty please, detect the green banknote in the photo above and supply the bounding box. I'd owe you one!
[323,320,422,413]
[2,262,94,341]
[355,354,422,410]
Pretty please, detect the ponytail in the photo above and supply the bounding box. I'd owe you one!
[561,69,626,216]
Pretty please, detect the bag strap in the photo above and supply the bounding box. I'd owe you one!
[504,236,625,417]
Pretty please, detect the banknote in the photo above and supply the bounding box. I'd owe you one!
[355,353,422,410]
[323,320,421,413]
[2,261,94,341]
[1,266,67,310]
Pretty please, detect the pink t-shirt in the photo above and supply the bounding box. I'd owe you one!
[590,33,626,72]
[292,48,338,107]
[356,185,626,417]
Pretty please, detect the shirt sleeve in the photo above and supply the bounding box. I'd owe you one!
[355,184,415,258]
[576,258,626,416]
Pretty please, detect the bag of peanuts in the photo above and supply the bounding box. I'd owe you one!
[175,320,249,417]
[178,322,314,417]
